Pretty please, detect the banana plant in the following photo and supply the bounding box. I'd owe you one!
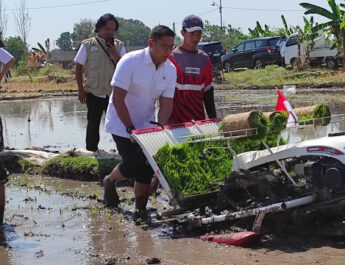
[295,16,317,70]
[32,38,50,66]
[248,21,274,38]
[281,15,295,36]
[300,0,345,70]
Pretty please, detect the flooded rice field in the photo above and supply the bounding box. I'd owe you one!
[0,87,344,152]
[2,175,345,265]
[0,88,345,264]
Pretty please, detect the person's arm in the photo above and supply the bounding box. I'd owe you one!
[203,58,217,119]
[113,86,133,129]
[107,46,121,63]
[203,87,217,119]
[0,57,15,83]
[158,97,173,125]
[75,63,86,104]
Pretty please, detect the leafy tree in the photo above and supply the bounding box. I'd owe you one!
[223,25,249,49]
[202,21,248,50]
[300,0,345,69]
[4,36,27,63]
[203,20,226,42]
[71,19,94,49]
[56,32,73,51]
[116,17,150,47]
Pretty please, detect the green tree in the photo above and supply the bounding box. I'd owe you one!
[224,25,249,49]
[203,20,226,42]
[56,32,72,51]
[71,19,94,49]
[202,21,248,50]
[116,17,150,47]
[300,0,345,69]
[4,36,27,63]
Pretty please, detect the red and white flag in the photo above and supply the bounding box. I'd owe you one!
[275,87,298,127]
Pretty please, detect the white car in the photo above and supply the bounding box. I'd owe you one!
[282,33,340,69]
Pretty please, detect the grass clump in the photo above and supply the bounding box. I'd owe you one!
[42,155,120,181]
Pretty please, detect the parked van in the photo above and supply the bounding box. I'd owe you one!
[282,33,340,69]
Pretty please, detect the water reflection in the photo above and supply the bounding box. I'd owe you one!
[0,97,114,152]
[0,88,344,152]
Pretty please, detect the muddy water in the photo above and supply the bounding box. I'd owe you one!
[0,88,344,152]
[1,176,345,265]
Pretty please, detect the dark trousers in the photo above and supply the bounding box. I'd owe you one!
[112,134,154,184]
[86,93,109,152]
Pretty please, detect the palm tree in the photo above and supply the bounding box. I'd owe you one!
[300,0,345,69]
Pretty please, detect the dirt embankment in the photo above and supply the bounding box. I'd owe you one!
[214,81,345,90]
[1,80,345,100]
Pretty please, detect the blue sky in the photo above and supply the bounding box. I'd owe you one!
[2,0,330,49]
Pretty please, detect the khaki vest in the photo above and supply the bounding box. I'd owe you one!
[82,36,124,96]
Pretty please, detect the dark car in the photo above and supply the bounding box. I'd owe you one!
[198,41,226,64]
[221,37,282,72]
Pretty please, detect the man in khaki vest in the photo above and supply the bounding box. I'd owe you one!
[75,13,125,152]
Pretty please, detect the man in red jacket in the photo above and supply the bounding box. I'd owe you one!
[168,14,216,124]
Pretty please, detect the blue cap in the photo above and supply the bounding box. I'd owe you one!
[182,15,204,32]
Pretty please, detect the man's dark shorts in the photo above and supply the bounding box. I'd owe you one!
[112,135,153,184]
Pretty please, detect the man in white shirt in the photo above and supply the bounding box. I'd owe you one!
[276,36,286,66]
[103,25,176,221]
[74,13,125,152]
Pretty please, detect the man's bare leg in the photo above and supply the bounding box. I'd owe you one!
[149,175,159,195]
[103,164,127,207]
[134,182,151,210]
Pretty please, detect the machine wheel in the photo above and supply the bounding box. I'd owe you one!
[253,59,264,69]
[290,58,297,69]
[326,58,338,70]
[223,62,233,73]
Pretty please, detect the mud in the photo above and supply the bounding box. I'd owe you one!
[0,175,345,265]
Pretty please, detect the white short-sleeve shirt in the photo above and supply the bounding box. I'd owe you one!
[74,42,126,66]
[0,48,14,64]
[105,47,177,138]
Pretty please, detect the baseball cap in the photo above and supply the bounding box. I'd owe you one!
[182,15,204,32]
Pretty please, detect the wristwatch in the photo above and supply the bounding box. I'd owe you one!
[126,125,135,134]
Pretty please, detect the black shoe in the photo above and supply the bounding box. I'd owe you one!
[133,209,151,225]
[103,175,119,208]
